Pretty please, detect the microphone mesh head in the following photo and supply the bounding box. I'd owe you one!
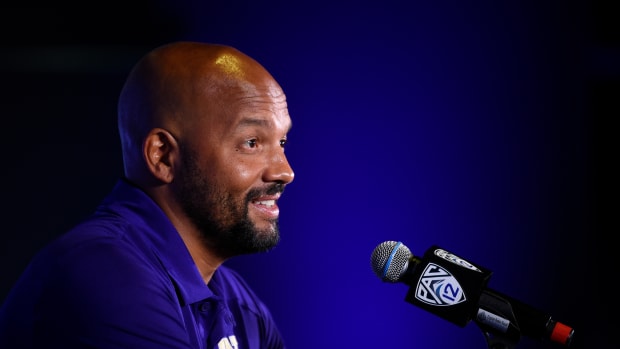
[370,241,412,282]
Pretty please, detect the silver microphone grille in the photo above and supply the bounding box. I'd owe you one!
[370,241,412,282]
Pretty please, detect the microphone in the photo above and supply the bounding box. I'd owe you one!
[370,241,574,347]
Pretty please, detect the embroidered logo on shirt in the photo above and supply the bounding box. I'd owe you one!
[217,335,239,349]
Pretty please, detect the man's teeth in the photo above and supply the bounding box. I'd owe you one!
[255,200,275,207]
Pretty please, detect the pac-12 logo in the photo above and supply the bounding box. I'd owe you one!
[414,263,466,306]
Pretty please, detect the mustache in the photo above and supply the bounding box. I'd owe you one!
[266,183,285,196]
[248,183,286,199]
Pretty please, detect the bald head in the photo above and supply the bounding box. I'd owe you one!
[117,41,285,186]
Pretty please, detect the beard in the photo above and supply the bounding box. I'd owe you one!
[174,147,281,258]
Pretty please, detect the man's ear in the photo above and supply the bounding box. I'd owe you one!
[143,128,178,184]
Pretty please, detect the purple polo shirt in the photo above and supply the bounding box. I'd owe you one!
[0,179,285,349]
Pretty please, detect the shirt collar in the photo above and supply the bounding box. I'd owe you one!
[99,178,214,305]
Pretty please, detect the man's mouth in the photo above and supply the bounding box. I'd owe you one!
[253,199,276,207]
[249,194,280,220]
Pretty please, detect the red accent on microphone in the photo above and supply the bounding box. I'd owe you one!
[550,321,573,345]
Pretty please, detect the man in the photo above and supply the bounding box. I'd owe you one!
[0,41,294,349]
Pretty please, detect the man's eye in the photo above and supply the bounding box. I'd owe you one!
[280,139,288,148]
[246,139,258,148]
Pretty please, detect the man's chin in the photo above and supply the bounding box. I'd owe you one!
[253,229,280,251]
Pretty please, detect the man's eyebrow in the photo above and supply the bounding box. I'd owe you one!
[237,117,271,127]
[236,117,292,132]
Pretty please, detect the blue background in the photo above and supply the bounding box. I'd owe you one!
[1,1,616,348]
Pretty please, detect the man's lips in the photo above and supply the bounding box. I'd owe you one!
[250,194,281,219]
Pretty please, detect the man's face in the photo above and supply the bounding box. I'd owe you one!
[175,79,294,257]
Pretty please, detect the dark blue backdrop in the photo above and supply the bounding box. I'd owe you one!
[1,1,615,348]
